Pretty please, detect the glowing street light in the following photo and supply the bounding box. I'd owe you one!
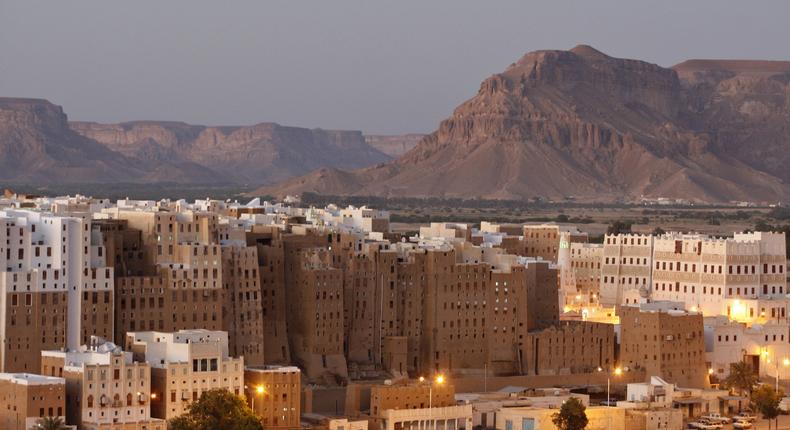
[777,357,790,391]
[248,384,265,411]
[599,366,622,407]
[423,374,447,430]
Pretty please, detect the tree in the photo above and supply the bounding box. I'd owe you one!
[606,220,632,235]
[552,397,588,430]
[725,361,759,397]
[652,227,666,235]
[751,384,782,430]
[33,416,68,430]
[168,388,263,430]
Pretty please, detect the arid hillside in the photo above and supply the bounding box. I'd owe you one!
[258,45,790,203]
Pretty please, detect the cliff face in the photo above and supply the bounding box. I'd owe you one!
[259,46,790,203]
[71,121,391,184]
[364,134,424,157]
[0,98,148,183]
[0,97,391,186]
[674,59,790,184]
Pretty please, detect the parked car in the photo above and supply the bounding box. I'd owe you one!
[733,413,757,423]
[697,419,723,430]
[701,413,731,424]
[733,420,753,429]
[687,422,720,430]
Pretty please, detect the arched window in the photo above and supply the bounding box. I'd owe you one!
[87,395,94,408]
[127,393,132,406]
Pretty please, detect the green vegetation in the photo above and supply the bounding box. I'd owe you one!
[1,183,255,201]
[33,417,68,430]
[552,397,589,430]
[725,361,759,397]
[169,389,262,430]
[768,207,790,220]
[751,384,782,430]
[606,220,633,235]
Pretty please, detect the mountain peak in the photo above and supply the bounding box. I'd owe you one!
[569,44,609,60]
[259,47,790,204]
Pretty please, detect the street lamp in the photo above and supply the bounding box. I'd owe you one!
[246,385,265,412]
[422,375,445,430]
[598,366,622,406]
[776,358,790,391]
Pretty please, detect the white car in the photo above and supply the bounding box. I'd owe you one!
[733,413,756,423]
[697,420,723,430]
[700,413,731,424]
[733,420,753,429]
[687,422,719,430]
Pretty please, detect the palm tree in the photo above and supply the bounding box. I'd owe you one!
[33,416,68,430]
[726,361,759,398]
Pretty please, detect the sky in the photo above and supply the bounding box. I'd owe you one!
[2,1,790,134]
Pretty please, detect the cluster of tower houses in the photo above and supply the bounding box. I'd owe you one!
[0,192,786,429]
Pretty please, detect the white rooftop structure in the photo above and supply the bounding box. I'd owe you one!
[126,329,231,367]
[0,372,65,386]
[41,337,131,371]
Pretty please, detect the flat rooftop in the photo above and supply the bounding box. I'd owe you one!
[0,372,65,386]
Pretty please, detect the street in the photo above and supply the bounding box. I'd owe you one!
[712,416,790,430]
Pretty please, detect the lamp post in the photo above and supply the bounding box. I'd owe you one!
[598,366,622,406]
[421,375,445,430]
[246,384,265,413]
[776,358,790,391]
[254,385,265,412]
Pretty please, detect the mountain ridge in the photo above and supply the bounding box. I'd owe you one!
[256,45,790,203]
[0,97,393,186]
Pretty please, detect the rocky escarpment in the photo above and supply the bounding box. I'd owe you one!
[0,99,168,183]
[673,59,790,184]
[258,45,790,203]
[364,134,424,157]
[71,121,391,184]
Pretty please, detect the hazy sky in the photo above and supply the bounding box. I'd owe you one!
[2,1,789,134]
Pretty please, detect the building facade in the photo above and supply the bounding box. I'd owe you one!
[619,304,708,388]
[41,338,163,430]
[0,372,67,430]
[124,329,244,420]
[244,366,301,430]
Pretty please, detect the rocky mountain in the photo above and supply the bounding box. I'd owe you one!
[0,97,392,185]
[257,45,790,203]
[70,121,391,184]
[364,134,424,157]
[0,98,219,184]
